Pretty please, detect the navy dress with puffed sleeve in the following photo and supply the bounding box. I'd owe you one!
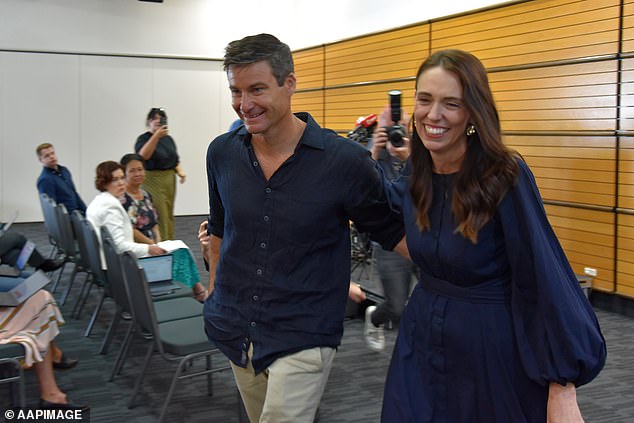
[381,160,606,423]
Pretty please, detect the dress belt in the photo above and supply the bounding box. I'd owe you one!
[420,272,511,304]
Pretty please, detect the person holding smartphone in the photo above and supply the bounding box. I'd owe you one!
[135,108,186,241]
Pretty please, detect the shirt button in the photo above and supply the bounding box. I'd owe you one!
[265,187,272,193]
[256,269,263,276]
[252,295,259,301]
[250,321,256,327]
[260,242,266,249]
[253,161,259,167]
[263,215,270,222]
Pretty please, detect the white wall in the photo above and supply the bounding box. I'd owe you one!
[0,52,232,221]
[0,0,512,58]
[0,0,512,222]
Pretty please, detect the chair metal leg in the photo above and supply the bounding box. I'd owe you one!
[49,261,66,294]
[99,305,121,354]
[17,364,25,409]
[47,244,57,259]
[206,355,213,396]
[83,291,106,337]
[59,263,78,306]
[128,341,155,409]
[71,273,91,319]
[158,357,189,423]
[73,275,94,319]
[109,323,135,381]
[115,324,135,376]
[0,358,26,408]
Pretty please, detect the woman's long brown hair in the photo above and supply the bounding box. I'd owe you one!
[409,49,519,243]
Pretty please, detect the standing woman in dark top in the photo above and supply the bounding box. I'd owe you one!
[134,108,186,240]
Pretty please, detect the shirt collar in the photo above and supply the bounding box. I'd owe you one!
[44,165,63,175]
[237,112,325,151]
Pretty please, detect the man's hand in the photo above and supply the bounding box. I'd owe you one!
[348,282,367,303]
[198,220,210,259]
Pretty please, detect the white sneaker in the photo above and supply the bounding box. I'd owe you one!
[364,305,385,351]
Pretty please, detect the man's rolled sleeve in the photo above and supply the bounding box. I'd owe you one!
[206,143,225,239]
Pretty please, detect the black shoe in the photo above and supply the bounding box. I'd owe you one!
[53,353,79,370]
[39,398,89,411]
[38,258,64,272]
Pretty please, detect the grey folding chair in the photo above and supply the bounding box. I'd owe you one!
[38,193,65,290]
[77,218,110,337]
[70,210,93,318]
[120,251,230,423]
[54,203,80,305]
[38,193,59,259]
[0,343,26,408]
[100,226,200,371]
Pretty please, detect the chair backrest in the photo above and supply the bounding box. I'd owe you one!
[54,203,76,259]
[120,251,162,350]
[39,193,60,245]
[101,226,131,313]
[80,218,106,284]
[70,210,90,270]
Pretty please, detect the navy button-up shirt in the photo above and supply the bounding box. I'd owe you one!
[203,113,404,374]
[37,165,86,214]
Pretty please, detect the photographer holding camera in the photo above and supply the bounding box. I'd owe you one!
[365,95,419,351]
[135,107,186,240]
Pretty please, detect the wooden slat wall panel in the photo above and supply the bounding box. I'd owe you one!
[545,205,615,292]
[431,0,620,68]
[621,1,634,53]
[490,61,618,132]
[292,91,324,125]
[617,214,634,297]
[619,58,634,131]
[294,47,325,91]
[291,0,634,297]
[619,138,634,210]
[324,24,429,87]
[505,135,616,207]
[323,81,415,133]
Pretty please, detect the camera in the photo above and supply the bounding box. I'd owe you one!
[159,108,167,126]
[347,114,377,145]
[384,90,405,147]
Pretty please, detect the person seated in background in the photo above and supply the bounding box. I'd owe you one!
[119,154,206,301]
[86,161,166,262]
[119,153,161,245]
[0,289,85,409]
[0,230,63,273]
[36,143,86,215]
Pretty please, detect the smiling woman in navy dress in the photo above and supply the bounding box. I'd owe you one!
[381,49,606,423]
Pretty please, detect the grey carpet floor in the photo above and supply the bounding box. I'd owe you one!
[1,215,632,422]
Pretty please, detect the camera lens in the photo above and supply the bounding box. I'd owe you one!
[387,125,405,147]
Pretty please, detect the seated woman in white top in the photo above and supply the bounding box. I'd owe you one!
[86,161,165,261]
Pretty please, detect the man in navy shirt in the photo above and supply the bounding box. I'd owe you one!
[36,143,86,214]
[204,33,407,423]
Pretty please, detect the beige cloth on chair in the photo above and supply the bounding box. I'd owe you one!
[0,289,64,366]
